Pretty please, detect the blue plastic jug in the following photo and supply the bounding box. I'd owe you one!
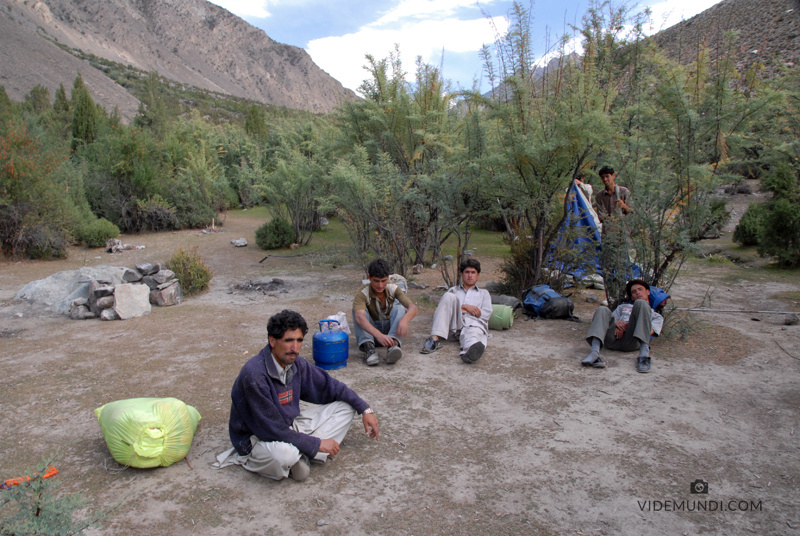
[312,320,349,370]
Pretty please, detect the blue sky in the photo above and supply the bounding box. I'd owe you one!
[208,0,722,93]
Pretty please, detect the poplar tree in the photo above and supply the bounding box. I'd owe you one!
[244,105,268,141]
[71,79,98,151]
[53,83,70,113]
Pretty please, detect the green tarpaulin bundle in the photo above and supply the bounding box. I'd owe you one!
[95,397,201,468]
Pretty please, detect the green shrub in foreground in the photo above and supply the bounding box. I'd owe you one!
[167,246,213,295]
[255,218,295,250]
[78,218,120,248]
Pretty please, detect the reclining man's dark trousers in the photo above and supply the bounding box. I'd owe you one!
[585,299,653,352]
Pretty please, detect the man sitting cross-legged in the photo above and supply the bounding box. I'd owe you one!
[213,310,379,482]
[420,258,493,364]
[352,258,418,366]
[581,279,663,373]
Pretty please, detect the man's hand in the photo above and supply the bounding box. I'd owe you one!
[375,333,395,348]
[616,199,631,213]
[355,309,394,348]
[461,304,482,317]
[318,438,340,457]
[363,413,379,440]
[615,320,628,339]
[396,318,410,338]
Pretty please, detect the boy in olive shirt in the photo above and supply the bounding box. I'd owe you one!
[352,259,418,366]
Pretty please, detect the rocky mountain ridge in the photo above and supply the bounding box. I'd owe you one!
[654,0,800,74]
[0,0,356,119]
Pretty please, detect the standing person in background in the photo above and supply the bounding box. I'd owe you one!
[595,165,632,226]
[595,165,633,307]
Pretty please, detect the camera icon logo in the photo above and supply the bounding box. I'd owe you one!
[690,479,709,494]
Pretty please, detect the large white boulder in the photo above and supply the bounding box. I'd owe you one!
[113,284,152,320]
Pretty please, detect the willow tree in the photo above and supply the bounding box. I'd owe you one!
[479,1,620,290]
[333,49,481,274]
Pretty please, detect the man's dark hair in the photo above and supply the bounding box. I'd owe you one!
[267,309,309,339]
[626,279,650,298]
[367,258,392,278]
[459,258,481,274]
[598,165,615,177]
[573,171,586,181]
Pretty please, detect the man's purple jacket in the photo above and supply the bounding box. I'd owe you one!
[228,344,369,458]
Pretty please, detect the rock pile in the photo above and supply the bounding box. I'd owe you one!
[105,238,146,253]
[68,262,183,321]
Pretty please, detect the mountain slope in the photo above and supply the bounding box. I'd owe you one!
[0,0,355,116]
[654,0,800,73]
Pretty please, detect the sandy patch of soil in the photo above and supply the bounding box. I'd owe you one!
[1,211,799,535]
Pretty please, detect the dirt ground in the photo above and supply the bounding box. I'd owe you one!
[1,207,799,536]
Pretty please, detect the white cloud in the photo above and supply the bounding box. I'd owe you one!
[209,0,271,18]
[374,0,488,25]
[308,16,508,91]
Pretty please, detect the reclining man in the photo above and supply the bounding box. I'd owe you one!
[353,259,418,366]
[213,309,379,482]
[420,258,492,364]
[581,279,663,373]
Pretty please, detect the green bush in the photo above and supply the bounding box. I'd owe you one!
[78,218,120,248]
[167,246,213,295]
[759,198,800,267]
[0,125,72,259]
[134,195,177,232]
[733,203,764,246]
[255,218,295,250]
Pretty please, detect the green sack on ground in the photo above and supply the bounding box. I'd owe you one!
[489,304,514,330]
[94,397,201,468]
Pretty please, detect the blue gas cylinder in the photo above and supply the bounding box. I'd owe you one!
[312,320,349,370]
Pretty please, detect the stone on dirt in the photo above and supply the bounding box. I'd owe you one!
[786,313,799,326]
[150,282,183,307]
[151,269,176,285]
[408,281,429,290]
[123,268,143,282]
[100,308,120,321]
[93,286,115,298]
[113,284,151,320]
[135,263,153,274]
[96,296,115,309]
[231,238,248,247]
[141,276,159,289]
[69,304,91,320]
[412,264,424,274]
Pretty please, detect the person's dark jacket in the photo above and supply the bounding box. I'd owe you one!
[228,345,369,458]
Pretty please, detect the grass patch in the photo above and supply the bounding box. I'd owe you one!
[770,291,800,304]
[704,254,736,266]
[229,206,271,221]
[441,228,511,258]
